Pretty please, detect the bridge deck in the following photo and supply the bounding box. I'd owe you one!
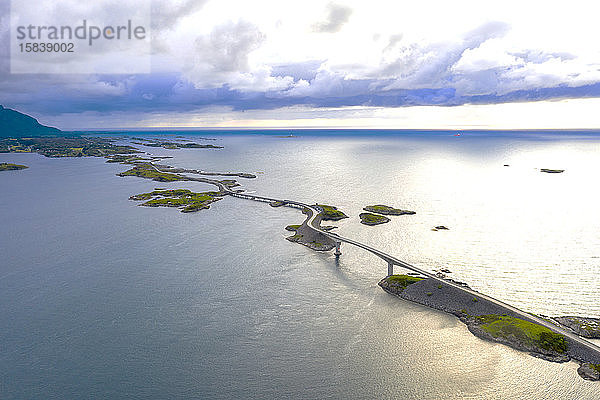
[225,188,600,359]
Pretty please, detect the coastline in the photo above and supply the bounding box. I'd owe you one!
[379,276,600,379]
[2,132,600,386]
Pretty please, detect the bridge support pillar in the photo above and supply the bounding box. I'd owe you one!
[388,262,394,276]
[334,242,342,257]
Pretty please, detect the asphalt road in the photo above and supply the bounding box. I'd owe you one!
[187,175,600,360]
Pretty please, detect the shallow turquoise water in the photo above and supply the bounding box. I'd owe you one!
[1,131,599,399]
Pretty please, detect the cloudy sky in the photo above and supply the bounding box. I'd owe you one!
[3,0,600,129]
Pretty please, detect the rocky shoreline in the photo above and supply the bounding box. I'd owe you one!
[553,316,600,338]
[363,204,416,215]
[284,211,336,251]
[578,363,600,381]
[0,162,28,171]
[379,275,600,380]
[359,212,390,225]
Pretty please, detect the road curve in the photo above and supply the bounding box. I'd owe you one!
[194,180,600,359]
[299,203,600,357]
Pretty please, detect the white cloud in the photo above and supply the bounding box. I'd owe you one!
[128,0,600,98]
[312,3,353,33]
[7,0,600,128]
[175,20,293,91]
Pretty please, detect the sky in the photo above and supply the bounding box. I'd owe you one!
[3,0,600,130]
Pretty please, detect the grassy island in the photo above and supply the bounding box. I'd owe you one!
[105,154,148,163]
[218,179,240,188]
[379,276,577,366]
[118,165,184,182]
[473,314,568,354]
[130,189,223,212]
[0,162,28,171]
[132,139,223,150]
[0,137,139,157]
[359,212,390,225]
[540,169,564,173]
[316,204,348,220]
[363,205,416,215]
[380,274,424,292]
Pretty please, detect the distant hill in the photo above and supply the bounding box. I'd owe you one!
[0,105,61,137]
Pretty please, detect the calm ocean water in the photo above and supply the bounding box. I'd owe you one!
[1,130,599,399]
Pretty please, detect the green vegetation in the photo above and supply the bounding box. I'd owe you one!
[591,364,600,373]
[129,189,223,213]
[359,212,390,225]
[426,292,433,296]
[134,139,223,149]
[144,198,191,207]
[0,162,28,171]
[219,179,240,188]
[105,154,147,163]
[285,224,301,231]
[475,314,568,354]
[384,274,424,292]
[316,204,348,221]
[0,136,139,157]
[363,205,416,215]
[118,165,184,182]
[179,143,223,149]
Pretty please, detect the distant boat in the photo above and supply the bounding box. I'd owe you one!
[453,132,461,137]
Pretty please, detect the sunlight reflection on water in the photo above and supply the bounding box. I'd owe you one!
[1,132,599,399]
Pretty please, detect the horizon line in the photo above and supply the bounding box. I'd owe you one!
[68,127,600,132]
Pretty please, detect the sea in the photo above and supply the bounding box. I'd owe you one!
[1,130,599,399]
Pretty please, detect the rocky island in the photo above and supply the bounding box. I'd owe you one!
[578,363,600,381]
[359,212,390,225]
[554,316,600,338]
[0,162,28,171]
[379,274,600,380]
[284,211,336,251]
[118,163,185,182]
[131,137,223,149]
[283,204,347,251]
[316,204,348,221]
[1,136,140,158]
[2,106,598,384]
[129,189,224,212]
[116,162,247,191]
[363,204,416,215]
